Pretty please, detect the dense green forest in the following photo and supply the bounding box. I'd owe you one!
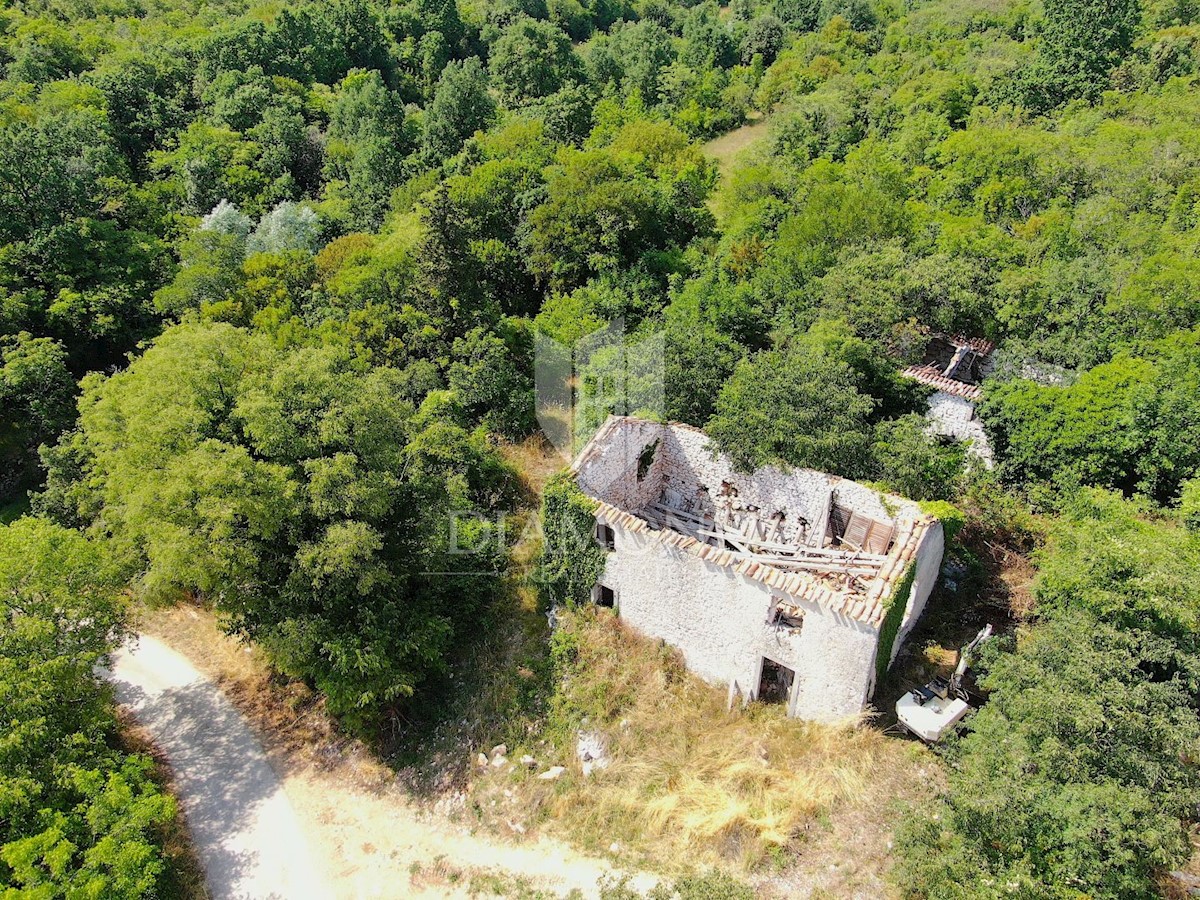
[2,0,1200,893]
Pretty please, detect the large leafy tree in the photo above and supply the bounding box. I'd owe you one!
[422,58,498,162]
[982,356,1153,495]
[324,71,415,228]
[488,18,582,106]
[522,123,716,290]
[1038,0,1142,103]
[706,341,876,476]
[0,518,176,898]
[0,106,164,371]
[43,323,514,728]
[984,340,1200,503]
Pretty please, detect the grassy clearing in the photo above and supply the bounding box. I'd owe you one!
[701,115,773,229]
[469,608,934,878]
[700,115,770,180]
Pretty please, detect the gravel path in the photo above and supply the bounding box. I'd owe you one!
[103,636,333,900]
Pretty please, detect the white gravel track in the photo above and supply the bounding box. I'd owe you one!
[102,635,333,900]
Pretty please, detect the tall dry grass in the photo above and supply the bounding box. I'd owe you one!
[473,608,920,872]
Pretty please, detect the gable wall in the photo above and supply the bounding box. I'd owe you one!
[597,522,881,723]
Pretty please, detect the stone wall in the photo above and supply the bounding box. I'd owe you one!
[578,418,923,549]
[926,391,994,464]
[659,424,919,529]
[574,418,667,512]
[598,522,882,723]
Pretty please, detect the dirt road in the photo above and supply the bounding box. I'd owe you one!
[103,636,333,900]
[106,629,655,899]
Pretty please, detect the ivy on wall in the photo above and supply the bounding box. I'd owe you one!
[875,562,916,685]
[538,472,608,607]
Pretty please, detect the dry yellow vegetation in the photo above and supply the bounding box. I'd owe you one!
[470,607,935,880]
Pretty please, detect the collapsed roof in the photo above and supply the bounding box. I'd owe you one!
[571,417,940,628]
[902,334,996,401]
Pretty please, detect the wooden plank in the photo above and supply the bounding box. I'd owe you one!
[644,502,890,576]
[864,521,894,554]
[731,552,882,576]
[647,502,712,526]
[693,528,888,563]
[843,514,870,550]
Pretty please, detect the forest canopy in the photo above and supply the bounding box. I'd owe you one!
[2,0,1200,893]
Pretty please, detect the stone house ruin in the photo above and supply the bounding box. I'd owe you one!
[571,416,945,723]
[902,334,996,464]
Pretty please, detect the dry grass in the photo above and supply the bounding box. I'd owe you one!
[470,608,933,880]
[701,115,770,180]
[136,602,396,789]
[498,433,569,503]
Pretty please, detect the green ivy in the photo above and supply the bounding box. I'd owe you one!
[918,501,965,540]
[875,562,915,685]
[538,472,608,607]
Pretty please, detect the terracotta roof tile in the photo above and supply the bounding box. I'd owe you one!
[949,334,996,356]
[901,364,984,401]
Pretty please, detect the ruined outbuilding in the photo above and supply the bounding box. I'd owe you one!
[902,334,995,463]
[571,417,945,723]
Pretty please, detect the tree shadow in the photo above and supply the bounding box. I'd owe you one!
[106,672,302,900]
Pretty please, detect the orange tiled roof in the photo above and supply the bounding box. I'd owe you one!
[902,364,984,402]
[591,496,935,628]
[948,334,996,356]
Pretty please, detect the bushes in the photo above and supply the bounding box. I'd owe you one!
[39,323,515,732]
[538,472,607,607]
[895,490,1200,898]
[1181,477,1200,531]
[599,869,754,899]
[0,518,176,898]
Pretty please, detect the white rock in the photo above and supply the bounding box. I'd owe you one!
[520,755,536,768]
[609,842,621,854]
[491,755,507,768]
[490,744,507,757]
[476,753,488,767]
[576,731,610,770]
[536,766,567,780]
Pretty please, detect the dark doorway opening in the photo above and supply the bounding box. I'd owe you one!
[593,584,616,608]
[758,658,795,705]
[595,522,616,551]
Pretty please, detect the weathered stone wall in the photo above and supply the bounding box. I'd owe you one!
[645,423,919,546]
[578,419,924,539]
[574,418,667,512]
[599,523,881,723]
[926,391,994,463]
